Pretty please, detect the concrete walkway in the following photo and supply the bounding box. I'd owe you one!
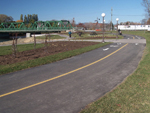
[0,33,146,47]
[72,39,146,44]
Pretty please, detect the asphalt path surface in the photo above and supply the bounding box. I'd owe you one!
[0,35,146,113]
[123,34,145,39]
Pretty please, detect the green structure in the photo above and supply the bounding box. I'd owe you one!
[0,20,72,33]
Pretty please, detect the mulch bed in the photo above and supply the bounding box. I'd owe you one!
[0,41,99,65]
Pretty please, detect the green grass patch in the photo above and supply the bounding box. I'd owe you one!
[0,43,45,55]
[71,32,123,39]
[36,35,65,39]
[80,31,150,113]
[0,42,111,75]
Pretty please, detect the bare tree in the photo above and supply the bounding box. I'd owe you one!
[142,0,150,17]
[12,34,18,58]
[141,19,147,24]
[147,18,150,24]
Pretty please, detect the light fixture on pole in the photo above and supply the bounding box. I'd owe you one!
[116,18,119,39]
[101,13,105,43]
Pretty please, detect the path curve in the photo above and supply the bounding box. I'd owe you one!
[0,34,146,113]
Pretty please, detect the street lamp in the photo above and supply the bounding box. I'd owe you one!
[116,18,119,39]
[101,13,105,43]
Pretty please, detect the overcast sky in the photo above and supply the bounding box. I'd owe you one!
[0,0,146,24]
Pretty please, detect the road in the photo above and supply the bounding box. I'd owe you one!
[0,35,146,113]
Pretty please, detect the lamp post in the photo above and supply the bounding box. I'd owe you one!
[101,13,105,43]
[116,18,119,39]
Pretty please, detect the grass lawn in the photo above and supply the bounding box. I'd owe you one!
[71,32,123,39]
[80,31,150,113]
[0,42,111,75]
[0,43,45,56]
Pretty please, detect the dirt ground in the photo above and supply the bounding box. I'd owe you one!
[0,41,99,65]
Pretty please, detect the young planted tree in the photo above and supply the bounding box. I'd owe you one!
[33,33,36,50]
[12,33,18,58]
[44,34,49,53]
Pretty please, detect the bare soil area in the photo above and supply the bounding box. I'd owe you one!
[0,41,99,65]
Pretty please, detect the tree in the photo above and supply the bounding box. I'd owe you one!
[24,15,27,22]
[147,18,150,24]
[16,20,23,28]
[35,14,38,21]
[142,0,150,17]
[141,19,147,24]
[0,14,13,23]
[27,14,30,22]
[20,14,23,21]
[23,14,38,23]
[32,14,35,20]
[16,20,23,22]
[29,15,32,22]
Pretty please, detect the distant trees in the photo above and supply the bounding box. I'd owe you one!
[24,15,27,22]
[20,14,23,21]
[120,21,141,25]
[76,23,85,28]
[0,14,13,23]
[20,14,38,23]
[84,23,93,30]
[16,20,23,22]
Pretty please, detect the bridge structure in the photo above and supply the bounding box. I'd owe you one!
[0,20,73,33]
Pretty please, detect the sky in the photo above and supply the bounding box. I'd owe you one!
[0,0,146,24]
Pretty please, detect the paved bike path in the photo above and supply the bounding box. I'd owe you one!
[0,41,145,113]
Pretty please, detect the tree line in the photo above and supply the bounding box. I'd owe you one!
[0,14,38,23]
[20,14,38,23]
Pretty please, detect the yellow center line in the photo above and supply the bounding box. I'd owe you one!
[0,43,128,98]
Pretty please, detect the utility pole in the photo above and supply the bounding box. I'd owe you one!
[111,8,113,31]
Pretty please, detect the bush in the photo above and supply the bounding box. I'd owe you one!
[77,32,83,36]
[90,32,97,35]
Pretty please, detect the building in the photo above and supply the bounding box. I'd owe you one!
[118,25,150,30]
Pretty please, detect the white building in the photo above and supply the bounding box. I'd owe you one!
[118,25,150,31]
